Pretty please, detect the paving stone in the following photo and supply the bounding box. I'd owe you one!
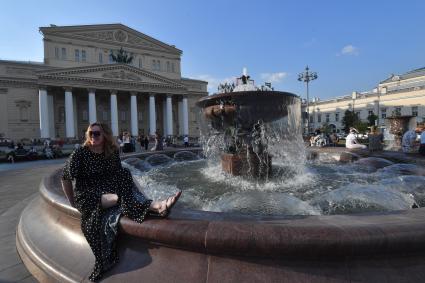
[0,263,32,282]
[0,162,65,282]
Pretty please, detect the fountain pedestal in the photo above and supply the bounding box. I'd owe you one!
[221,153,272,178]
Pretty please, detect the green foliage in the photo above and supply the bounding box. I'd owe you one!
[320,122,332,134]
[341,109,358,133]
[367,113,378,126]
[354,121,369,133]
[110,47,134,64]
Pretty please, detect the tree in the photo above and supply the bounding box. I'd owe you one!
[367,113,378,126]
[320,122,332,134]
[341,109,358,133]
[354,121,369,134]
[110,47,134,64]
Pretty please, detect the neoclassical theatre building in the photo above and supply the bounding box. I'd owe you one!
[0,24,208,140]
[304,67,425,133]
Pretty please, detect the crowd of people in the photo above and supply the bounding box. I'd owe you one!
[307,124,425,156]
[309,130,340,147]
[115,131,192,153]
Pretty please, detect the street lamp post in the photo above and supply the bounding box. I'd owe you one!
[298,66,318,134]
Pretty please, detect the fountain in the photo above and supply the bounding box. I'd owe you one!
[196,69,299,178]
[16,71,425,282]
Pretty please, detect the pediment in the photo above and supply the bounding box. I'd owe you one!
[37,64,185,88]
[41,24,181,54]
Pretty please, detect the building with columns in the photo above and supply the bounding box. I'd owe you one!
[0,24,208,140]
[302,67,425,133]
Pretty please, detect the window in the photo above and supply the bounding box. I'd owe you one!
[82,110,88,121]
[368,110,374,116]
[19,106,29,121]
[81,50,86,62]
[412,106,418,117]
[309,115,314,123]
[325,113,330,123]
[166,61,170,72]
[139,58,142,68]
[102,111,108,121]
[335,113,339,122]
[99,53,103,63]
[171,62,175,72]
[381,108,387,119]
[61,48,66,60]
[75,49,80,62]
[54,47,59,59]
[152,59,161,71]
[317,114,321,123]
[138,111,143,121]
[120,111,126,121]
[109,54,113,63]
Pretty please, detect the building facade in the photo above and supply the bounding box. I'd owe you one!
[303,67,425,133]
[0,24,208,140]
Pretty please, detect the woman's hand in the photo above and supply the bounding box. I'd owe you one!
[101,193,119,208]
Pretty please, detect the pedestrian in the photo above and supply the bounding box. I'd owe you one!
[138,134,144,151]
[346,128,367,149]
[184,135,189,147]
[418,125,425,156]
[402,128,420,153]
[144,135,149,151]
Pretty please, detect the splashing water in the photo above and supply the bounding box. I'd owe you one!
[122,100,424,216]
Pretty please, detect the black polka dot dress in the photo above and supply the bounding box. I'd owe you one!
[62,146,152,282]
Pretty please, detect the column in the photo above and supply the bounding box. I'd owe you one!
[178,100,183,136]
[88,89,97,124]
[64,87,75,138]
[149,94,156,136]
[163,99,167,135]
[166,95,173,136]
[182,96,189,136]
[47,94,55,138]
[38,87,50,138]
[130,92,138,136]
[110,90,119,136]
[73,95,78,138]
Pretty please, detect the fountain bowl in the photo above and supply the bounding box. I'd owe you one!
[196,90,299,131]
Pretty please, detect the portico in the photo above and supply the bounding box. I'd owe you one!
[36,64,190,139]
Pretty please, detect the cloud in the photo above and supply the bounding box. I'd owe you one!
[260,72,288,83]
[337,44,359,56]
[188,74,236,94]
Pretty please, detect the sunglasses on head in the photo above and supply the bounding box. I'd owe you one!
[88,131,101,138]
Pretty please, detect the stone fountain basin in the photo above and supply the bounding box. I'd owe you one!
[196,90,299,130]
[16,151,425,282]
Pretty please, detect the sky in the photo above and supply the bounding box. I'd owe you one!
[1,0,425,100]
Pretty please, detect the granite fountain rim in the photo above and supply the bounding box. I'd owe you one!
[37,147,425,259]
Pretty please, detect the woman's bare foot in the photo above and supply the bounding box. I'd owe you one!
[150,191,182,217]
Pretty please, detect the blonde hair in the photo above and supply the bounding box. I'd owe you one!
[83,122,119,157]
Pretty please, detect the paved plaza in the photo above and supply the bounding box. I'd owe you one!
[0,159,66,282]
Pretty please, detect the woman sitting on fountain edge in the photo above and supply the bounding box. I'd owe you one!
[61,122,181,282]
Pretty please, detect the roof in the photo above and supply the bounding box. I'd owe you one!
[39,23,182,55]
[380,66,425,84]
